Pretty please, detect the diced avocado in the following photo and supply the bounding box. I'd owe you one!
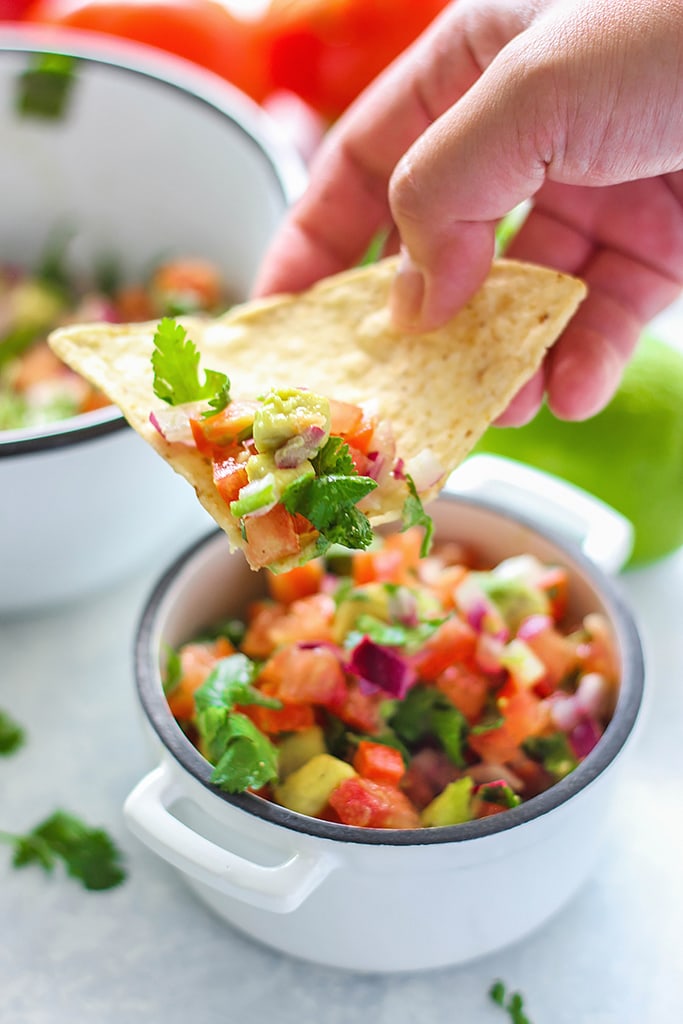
[277,726,327,780]
[333,582,391,641]
[420,776,474,827]
[273,753,356,817]
[246,451,315,491]
[253,387,330,453]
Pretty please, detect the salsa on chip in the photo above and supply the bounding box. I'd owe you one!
[49,256,586,571]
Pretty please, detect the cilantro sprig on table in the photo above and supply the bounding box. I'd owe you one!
[193,653,282,793]
[489,980,534,1024]
[0,710,25,756]
[0,811,126,891]
[152,317,230,413]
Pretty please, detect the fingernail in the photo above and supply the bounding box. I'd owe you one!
[390,247,425,328]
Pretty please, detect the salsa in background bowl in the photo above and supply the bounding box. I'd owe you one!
[0,27,305,614]
[126,463,644,972]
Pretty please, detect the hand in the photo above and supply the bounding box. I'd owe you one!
[253,0,683,422]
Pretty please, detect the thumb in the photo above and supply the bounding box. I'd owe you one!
[388,38,553,330]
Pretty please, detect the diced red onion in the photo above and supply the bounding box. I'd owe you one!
[403,448,446,492]
[548,693,582,732]
[568,717,603,759]
[274,425,326,468]
[149,403,207,445]
[365,450,386,481]
[517,614,554,641]
[348,636,417,699]
[388,587,419,627]
[392,458,406,480]
[576,672,611,719]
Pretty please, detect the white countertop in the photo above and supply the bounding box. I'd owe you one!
[3,305,683,1023]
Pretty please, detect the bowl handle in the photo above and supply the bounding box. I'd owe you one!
[447,454,634,574]
[123,762,338,914]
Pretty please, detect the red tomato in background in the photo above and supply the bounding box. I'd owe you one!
[24,0,450,120]
[0,0,35,17]
[263,0,450,120]
[24,0,272,100]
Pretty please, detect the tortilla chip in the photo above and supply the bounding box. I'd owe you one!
[50,256,585,565]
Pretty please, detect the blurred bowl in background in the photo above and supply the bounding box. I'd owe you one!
[0,26,306,615]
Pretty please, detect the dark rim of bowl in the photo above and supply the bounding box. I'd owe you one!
[134,490,645,847]
[0,32,304,459]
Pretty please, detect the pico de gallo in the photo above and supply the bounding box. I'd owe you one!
[0,248,230,431]
[164,528,619,829]
[149,318,436,570]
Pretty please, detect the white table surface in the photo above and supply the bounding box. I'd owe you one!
[3,307,683,1024]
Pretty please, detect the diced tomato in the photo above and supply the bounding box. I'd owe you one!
[352,740,405,786]
[166,636,234,720]
[328,398,363,437]
[328,777,420,829]
[351,527,424,585]
[343,411,377,455]
[259,644,347,708]
[422,563,469,610]
[248,699,316,736]
[536,566,569,622]
[212,458,249,507]
[193,400,257,449]
[150,258,224,312]
[474,800,509,819]
[411,616,478,681]
[469,686,545,764]
[333,679,384,734]
[347,444,374,477]
[243,505,302,570]
[269,593,337,649]
[520,618,578,693]
[436,664,490,723]
[266,560,324,604]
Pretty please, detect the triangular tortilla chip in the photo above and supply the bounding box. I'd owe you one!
[50,256,585,566]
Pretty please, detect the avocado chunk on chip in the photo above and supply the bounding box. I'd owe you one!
[49,256,586,571]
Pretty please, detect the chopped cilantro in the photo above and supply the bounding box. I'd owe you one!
[479,781,521,809]
[152,317,230,412]
[401,475,434,557]
[16,53,78,121]
[489,980,533,1024]
[345,613,444,652]
[0,811,126,891]
[388,684,469,766]
[161,645,182,697]
[470,716,505,735]
[0,710,25,756]
[282,437,378,553]
[194,654,280,714]
[193,655,281,793]
[522,732,578,779]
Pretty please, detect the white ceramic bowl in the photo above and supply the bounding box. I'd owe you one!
[125,456,645,973]
[0,27,305,614]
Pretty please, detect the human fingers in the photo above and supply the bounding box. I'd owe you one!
[388,0,683,332]
[252,0,544,297]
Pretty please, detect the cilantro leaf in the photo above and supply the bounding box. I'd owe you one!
[1,811,126,890]
[388,684,469,766]
[522,732,578,780]
[489,980,533,1024]
[192,655,281,793]
[208,712,279,793]
[313,435,356,476]
[401,475,434,557]
[162,645,182,697]
[194,654,281,714]
[345,613,445,653]
[0,710,25,756]
[152,317,230,411]
[282,471,377,552]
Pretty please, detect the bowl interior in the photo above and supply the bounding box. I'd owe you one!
[136,492,645,845]
[0,32,305,447]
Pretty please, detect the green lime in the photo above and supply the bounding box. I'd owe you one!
[474,333,683,565]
